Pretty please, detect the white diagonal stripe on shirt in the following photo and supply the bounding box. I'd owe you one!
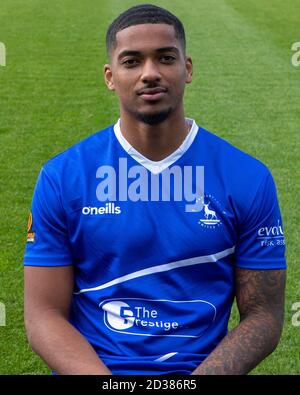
[154,352,178,362]
[74,246,235,295]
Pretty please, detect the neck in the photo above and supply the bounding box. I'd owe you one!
[119,108,190,161]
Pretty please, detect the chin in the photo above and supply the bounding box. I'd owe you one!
[135,107,173,125]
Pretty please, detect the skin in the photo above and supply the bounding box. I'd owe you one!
[24,266,112,375]
[192,268,286,374]
[24,23,286,375]
[104,23,193,161]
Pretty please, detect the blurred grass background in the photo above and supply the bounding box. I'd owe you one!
[0,0,299,374]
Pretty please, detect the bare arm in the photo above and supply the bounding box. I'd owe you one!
[192,268,286,375]
[24,266,112,375]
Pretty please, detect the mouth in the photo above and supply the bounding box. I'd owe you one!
[137,87,167,102]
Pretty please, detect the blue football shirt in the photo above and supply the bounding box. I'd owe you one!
[24,119,286,374]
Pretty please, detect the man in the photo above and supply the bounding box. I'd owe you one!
[24,4,286,375]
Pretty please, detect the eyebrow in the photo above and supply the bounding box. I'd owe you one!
[118,46,180,60]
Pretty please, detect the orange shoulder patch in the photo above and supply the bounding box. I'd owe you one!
[26,212,35,243]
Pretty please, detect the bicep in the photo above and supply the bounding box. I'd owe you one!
[24,266,74,320]
[235,268,286,322]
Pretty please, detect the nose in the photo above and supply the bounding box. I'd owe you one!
[141,59,161,83]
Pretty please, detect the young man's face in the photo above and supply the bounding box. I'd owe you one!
[104,23,193,125]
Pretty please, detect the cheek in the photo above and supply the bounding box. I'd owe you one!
[170,67,188,87]
[113,75,135,96]
[170,73,187,94]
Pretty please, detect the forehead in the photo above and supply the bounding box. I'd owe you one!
[114,23,180,54]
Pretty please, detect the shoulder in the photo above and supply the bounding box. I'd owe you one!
[42,124,114,177]
[198,127,272,182]
[197,126,278,222]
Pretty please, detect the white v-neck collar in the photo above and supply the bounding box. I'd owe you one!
[113,118,199,174]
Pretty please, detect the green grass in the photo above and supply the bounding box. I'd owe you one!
[0,0,299,374]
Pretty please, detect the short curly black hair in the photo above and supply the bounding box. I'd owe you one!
[106,4,186,57]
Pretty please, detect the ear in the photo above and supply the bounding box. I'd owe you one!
[104,64,115,91]
[185,56,193,84]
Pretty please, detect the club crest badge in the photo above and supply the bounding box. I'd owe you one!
[197,195,224,229]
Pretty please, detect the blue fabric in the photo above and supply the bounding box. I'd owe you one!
[24,124,286,374]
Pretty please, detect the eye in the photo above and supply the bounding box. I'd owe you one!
[122,58,140,67]
[160,55,176,63]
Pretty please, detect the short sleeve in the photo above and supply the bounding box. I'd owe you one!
[24,166,73,266]
[235,171,286,270]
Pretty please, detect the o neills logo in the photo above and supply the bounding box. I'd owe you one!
[258,220,284,237]
[82,203,121,215]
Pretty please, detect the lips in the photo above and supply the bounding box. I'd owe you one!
[137,87,167,101]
